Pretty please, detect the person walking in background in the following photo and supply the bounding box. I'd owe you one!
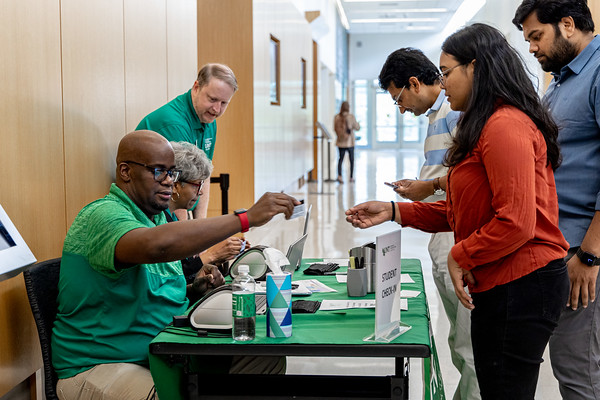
[346,23,569,399]
[334,101,360,183]
[513,1,600,398]
[378,48,479,400]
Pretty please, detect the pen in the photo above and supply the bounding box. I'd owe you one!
[323,272,347,275]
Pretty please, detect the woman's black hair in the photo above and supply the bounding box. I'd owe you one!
[442,23,561,170]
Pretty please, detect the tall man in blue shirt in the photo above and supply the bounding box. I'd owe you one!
[379,48,480,400]
[514,1,600,398]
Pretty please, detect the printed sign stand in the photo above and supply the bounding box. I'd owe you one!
[364,229,411,342]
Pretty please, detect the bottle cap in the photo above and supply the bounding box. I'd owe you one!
[238,264,249,273]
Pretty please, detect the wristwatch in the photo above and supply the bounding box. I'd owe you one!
[576,247,600,266]
[234,208,249,233]
[433,177,445,196]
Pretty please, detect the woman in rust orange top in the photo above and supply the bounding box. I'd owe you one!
[346,24,569,400]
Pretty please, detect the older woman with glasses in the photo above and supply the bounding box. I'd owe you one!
[346,23,569,399]
[167,141,248,291]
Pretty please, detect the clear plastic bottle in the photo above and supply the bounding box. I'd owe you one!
[232,264,256,341]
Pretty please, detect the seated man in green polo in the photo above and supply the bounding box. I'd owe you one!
[52,130,298,400]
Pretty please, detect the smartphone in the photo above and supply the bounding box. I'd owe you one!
[384,182,399,189]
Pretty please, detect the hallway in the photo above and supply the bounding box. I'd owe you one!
[248,148,560,399]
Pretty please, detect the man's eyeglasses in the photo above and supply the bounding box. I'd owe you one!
[393,86,406,106]
[438,63,464,84]
[124,160,182,182]
[181,180,205,195]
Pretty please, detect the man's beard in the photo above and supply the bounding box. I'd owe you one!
[539,32,579,74]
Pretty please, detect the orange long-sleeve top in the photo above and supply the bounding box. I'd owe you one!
[397,105,568,293]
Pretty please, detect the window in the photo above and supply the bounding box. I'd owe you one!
[270,35,281,105]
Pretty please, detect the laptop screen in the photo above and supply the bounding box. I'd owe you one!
[302,204,312,236]
[0,204,36,282]
[284,233,308,275]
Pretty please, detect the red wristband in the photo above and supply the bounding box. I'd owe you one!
[235,210,249,233]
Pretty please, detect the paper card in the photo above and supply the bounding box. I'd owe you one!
[320,299,407,311]
[401,274,415,284]
[400,290,421,298]
[301,279,337,293]
[320,299,375,310]
[290,202,306,219]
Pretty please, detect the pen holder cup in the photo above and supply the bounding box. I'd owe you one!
[349,246,376,293]
[266,272,292,337]
[347,268,368,297]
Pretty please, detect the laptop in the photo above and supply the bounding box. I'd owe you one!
[302,204,312,236]
[0,204,36,281]
[283,233,308,275]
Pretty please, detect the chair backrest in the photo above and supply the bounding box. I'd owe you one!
[23,258,61,400]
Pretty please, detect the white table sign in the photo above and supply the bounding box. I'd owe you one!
[364,229,411,342]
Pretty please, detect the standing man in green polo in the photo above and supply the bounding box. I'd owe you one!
[137,63,238,219]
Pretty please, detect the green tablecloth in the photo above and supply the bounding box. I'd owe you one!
[149,258,445,399]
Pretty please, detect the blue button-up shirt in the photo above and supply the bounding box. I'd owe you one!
[544,35,600,247]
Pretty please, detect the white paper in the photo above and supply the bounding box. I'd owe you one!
[336,274,347,283]
[301,279,337,293]
[320,299,407,311]
[401,273,415,284]
[320,299,376,310]
[400,290,421,298]
[291,280,312,296]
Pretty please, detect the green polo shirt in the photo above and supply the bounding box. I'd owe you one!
[136,90,217,160]
[52,184,188,379]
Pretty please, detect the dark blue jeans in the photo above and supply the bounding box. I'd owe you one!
[470,258,569,400]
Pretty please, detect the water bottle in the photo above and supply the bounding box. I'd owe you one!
[232,264,256,341]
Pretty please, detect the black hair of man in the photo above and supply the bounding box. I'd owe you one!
[441,23,561,171]
[378,48,440,91]
[513,0,594,33]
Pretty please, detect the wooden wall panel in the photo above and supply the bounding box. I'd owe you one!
[253,0,313,198]
[167,0,198,100]
[0,0,62,393]
[124,0,169,133]
[0,0,65,260]
[197,0,255,214]
[1,0,198,397]
[0,276,42,397]
[61,0,128,225]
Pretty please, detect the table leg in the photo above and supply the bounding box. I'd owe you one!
[391,357,409,400]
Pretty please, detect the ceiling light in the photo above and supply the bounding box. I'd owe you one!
[351,18,440,23]
[335,0,350,30]
[344,0,436,2]
[405,26,436,30]
[442,0,486,35]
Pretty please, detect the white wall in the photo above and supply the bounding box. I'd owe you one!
[291,0,339,75]
[472,0,546,92]
[350,32,447,81]
[348,0,545,89]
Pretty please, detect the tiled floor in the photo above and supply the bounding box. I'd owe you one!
[247,148,560,399]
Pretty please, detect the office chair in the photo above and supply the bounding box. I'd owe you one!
[23,258,61,400]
